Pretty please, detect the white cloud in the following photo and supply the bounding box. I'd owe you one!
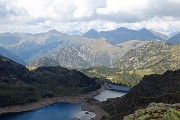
[96,0,148,15]
[0,0,180,34]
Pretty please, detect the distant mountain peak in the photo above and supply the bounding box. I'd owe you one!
[140,27,148,31]
[48,29,61,34]
[139,27,151,33]
[87,29,98,33]
[84,29,100,39]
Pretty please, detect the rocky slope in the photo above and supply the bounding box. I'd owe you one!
[33,47,91,68]
[77,39,125,67]
[116,42,180,73]
[101,69,180,120]
[31,39,126,68]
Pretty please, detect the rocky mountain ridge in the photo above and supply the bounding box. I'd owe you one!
[84,27,167,44]
[31,39,149,68]
[0,30,97,63]
[0,27,170,65]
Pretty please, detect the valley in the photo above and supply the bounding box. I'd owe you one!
[1,0,180,120]
[0,27,179,120]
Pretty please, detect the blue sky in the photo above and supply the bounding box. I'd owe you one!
[0,0,180,34]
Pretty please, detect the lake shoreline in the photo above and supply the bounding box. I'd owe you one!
[0,85,108,120]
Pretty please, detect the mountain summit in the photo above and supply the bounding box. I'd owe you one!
[47,29,61,34]
[84,29,100,39]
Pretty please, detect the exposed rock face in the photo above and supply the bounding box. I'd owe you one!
[101,70,180,120]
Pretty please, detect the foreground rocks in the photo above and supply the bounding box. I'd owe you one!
[124,103,180,120]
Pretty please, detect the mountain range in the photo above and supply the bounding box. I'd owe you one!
[84,27,168,44]
[31,39,150,68]
[0,29,97,63]
[0,27,180,120]
[0,27,179,68]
